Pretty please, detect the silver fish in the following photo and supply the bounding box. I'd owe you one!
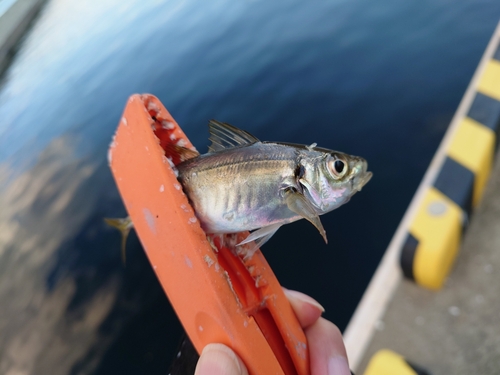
[176,120,372,249]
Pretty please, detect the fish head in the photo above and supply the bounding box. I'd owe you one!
[299,150,372,214]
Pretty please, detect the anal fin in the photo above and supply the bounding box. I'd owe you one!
[237,223,282,256]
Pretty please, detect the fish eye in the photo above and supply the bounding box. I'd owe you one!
[327,156,348,179]
[334,160,344,173]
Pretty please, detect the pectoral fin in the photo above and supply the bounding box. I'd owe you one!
[105,216,134,264]
[285,189,328,244]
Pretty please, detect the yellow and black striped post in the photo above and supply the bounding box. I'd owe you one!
[400,35,500,289]
[363,350,431,375]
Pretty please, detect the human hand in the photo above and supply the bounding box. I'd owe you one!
[194,288,351,375]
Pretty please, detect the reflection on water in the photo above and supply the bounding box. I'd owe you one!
[1,0,500,373]
[0,133,180,374]
[0,134,105,373]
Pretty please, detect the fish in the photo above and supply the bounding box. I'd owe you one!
[107,120,372,259]
[175,120,372,249]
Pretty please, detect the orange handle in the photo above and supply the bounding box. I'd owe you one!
[108,94,309,375]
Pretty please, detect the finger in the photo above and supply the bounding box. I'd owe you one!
[306,318,350,375]
[283,288,325,328]
[194,343,249,375]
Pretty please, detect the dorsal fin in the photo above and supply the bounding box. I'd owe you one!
[208,120,260,152]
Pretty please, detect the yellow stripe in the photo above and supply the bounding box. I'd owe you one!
[478,59,500,101]
[410,188,462,290]
[363,350,416,375]
[447,117,495,207]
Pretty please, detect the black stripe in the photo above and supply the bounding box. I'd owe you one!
[467,92,500,151]
[405,359,433,375]
[400,233,419,280]
[433,157,474,220]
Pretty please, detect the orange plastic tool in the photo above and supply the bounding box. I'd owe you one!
[108,94,309,375]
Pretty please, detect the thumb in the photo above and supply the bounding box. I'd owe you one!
[195,343,248,375]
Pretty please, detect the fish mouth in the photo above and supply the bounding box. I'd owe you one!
[355,171,372,191]
[349,157,372,192]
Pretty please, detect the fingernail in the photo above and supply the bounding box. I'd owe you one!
[195,344,245,375]
[328,356,350,375]
[283,289,325,312]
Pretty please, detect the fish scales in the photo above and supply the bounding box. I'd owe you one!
[178,143,300,233]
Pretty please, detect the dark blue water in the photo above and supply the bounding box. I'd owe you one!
[0,0,499,373]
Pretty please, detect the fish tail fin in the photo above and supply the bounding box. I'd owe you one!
[104,216,134,264]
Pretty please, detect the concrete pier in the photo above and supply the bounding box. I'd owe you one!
[0,0,45,73]
[358,152,500,374]
[347,21,500,375]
